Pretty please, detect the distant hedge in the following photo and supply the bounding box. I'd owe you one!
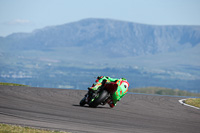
[129,87,200,97]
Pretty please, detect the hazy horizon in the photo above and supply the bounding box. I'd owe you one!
[0,0,200,36]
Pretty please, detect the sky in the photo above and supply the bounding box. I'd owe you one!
[0,0,200,37]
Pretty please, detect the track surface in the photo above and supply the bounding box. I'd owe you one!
[0,86,200,133]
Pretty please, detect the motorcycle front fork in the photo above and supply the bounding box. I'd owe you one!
[84,92,95,103]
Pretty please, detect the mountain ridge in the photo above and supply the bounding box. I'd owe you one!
[1,18,200,57]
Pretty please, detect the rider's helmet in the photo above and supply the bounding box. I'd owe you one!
[124,82,129,89]
[121,78,129,89]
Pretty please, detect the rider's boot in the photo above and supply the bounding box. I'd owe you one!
[107,99,115,108]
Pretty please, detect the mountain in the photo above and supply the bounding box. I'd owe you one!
[0,18,200,92]
[2,18,200,57]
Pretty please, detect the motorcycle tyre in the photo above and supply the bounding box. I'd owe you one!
[89,90,108,108]
[80,97,86,106]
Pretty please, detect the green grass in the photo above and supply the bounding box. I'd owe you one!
[0,123,70,133]
[185,98,200,108]
[129,87,200,97]
[0,82,29,87]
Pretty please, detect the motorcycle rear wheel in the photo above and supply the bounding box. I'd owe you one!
[89,90,108,108]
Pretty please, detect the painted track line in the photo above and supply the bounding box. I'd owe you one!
[179,99,200,110]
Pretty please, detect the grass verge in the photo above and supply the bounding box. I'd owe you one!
[0,82,29,87]
[0,123,70,133]
[185,98,200,108]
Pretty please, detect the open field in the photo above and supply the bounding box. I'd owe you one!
[0,82,29,87]
[129,87,200,97]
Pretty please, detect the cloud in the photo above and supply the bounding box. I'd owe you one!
[7,19,32,25]
[13,19,31,24]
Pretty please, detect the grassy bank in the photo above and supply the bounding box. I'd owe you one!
[185,98,200,108]
[0,82,29,87]
[129,87,200,97]
[0,123,70,133]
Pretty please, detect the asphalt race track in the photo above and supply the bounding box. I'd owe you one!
[0,86,199,133]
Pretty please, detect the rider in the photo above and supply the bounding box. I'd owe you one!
[88,76,129,108]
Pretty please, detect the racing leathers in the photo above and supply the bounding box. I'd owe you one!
[88,76,129,108]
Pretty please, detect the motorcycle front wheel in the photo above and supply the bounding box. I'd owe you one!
[80,97,86,106]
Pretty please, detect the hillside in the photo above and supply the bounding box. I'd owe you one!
[2,18,200,56]
[0,18,200,92]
